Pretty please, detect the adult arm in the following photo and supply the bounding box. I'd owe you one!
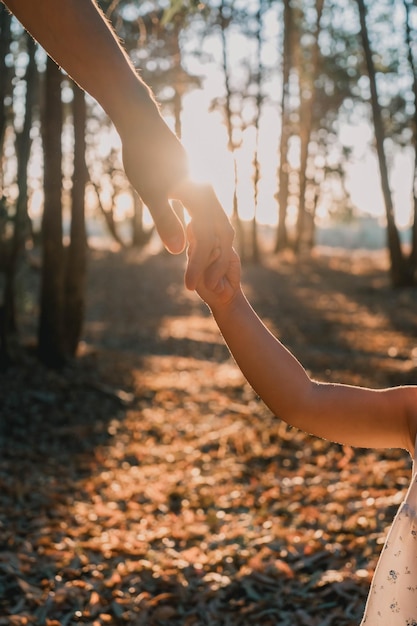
[2,0,234,289]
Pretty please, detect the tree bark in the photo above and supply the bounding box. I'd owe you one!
[38,57,65,366]
[0,5,12,151]
[1,35,37,364]
[250,1,267,264]
[63,82,88,357]
[90,179,126,247]
[356,0,407,287]
[131,192,154,247]
[403,0,417,279]
[275,0,293,252]
[0,5,13,367]
[171,18,185,228]
[294,0,324,253]
[219,0,244,257]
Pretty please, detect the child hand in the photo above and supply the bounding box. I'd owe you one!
[187,223,242,312]
[177,182,235,291]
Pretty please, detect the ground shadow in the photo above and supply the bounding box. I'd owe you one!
[1,246,413,624]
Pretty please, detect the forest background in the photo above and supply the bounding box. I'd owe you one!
[2,0,417,363]
[2,0,417,624]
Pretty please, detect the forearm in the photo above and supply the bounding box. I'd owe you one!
[212,291,415,452]
[2,0,159,130]
[213,290,313,423]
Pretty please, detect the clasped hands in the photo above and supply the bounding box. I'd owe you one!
[119,107,235,296]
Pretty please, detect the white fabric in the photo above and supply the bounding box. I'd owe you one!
[360,441,417,625]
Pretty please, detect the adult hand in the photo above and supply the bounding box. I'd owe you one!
[119,105,189,255]
[176,181,235,292]
[187,222,241,310]
[120,107,234,291]
[3,0,234,286]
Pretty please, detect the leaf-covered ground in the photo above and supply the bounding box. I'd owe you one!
[1,246,417,625]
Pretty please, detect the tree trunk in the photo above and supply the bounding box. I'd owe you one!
[356,0,407,287]
[275,0,293,252]
[131,192,154,247]
[1,35,37,365]
[0,5,13,367]
[171,19,185,228]
[250,2,265,264]
[294,0,324,253]
[231,159,244,258]
[90,179,126,247]
[219,0,244,257]
[0,5,12,150]
[403,0,417,279]
[63,82,87,357]
[38,57,65,367]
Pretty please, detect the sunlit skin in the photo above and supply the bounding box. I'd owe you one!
[2,0,234,291]
[188,223,417,457]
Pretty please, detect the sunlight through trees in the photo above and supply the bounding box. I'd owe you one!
[1,0,417,364]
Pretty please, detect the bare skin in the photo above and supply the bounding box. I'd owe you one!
[2,0,234,290]
[188,226,417,457]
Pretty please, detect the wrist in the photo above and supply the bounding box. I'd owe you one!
[210,287,245,321]
[105,75,162,136]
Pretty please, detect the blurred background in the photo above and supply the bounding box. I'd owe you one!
[1,0,417,366]
[3,3,417,624]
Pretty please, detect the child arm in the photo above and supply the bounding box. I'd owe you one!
[192,244,417,456]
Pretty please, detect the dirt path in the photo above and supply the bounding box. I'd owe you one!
[1,247,416,625]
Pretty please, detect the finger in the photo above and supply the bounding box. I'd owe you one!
[178,181,233,288]
[209,245,221,263]
[204,226,234,290]
[204,252,229,290]
[209,275,226,294]
[186,221,196,246]
[147,198,186,254]
[184,235,212,290]
[185,222,197,265]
